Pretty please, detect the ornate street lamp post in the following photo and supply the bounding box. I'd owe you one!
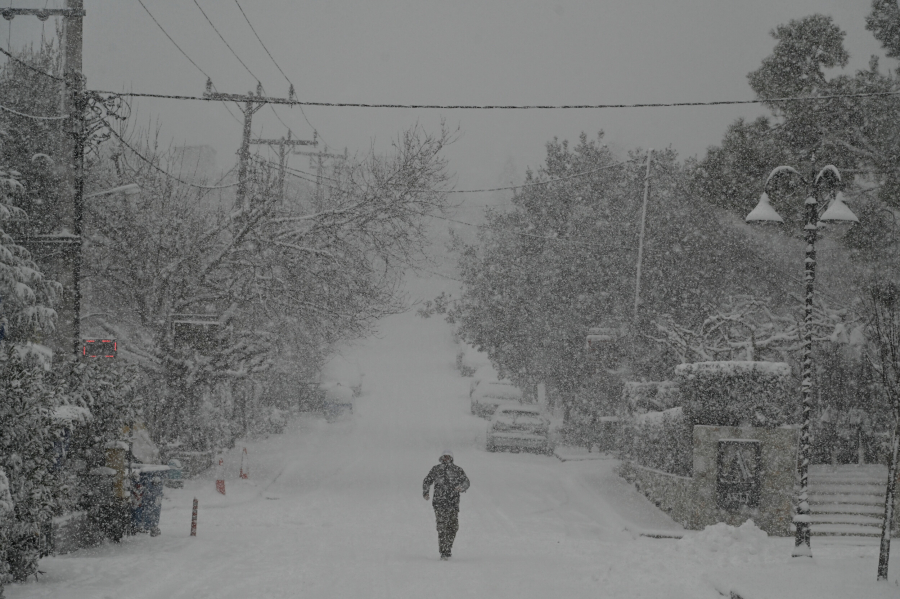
[746,165,858,557]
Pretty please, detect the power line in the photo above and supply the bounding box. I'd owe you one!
[192,0,258,84]
[0,102,67,120]
[0,45,63,81]
[87,88,900,110]
[233,0,327,146]
[136,0,209,80]
[264,155,633,195]
[108,126,240,190]
[134,0,243,128]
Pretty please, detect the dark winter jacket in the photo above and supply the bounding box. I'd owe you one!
[423,462,470,511]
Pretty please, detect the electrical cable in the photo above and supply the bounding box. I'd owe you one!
[134,0,243,127]
[0,102,67,120]
[0,46,63,81]
[91,88,900,110]
[108,126,240,190]
[264,155,636,194]
[233,0,326,145]
[192,0,258,84]
[136,0,210,80]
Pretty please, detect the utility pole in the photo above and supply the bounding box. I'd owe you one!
[633,149,652,323]
[5,4,87,356]
[63,0,85,356]
[249,130,317,203]
[204,83,305,213]
[294,146,346,206]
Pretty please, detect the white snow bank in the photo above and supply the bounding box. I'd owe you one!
[677,520,774,566]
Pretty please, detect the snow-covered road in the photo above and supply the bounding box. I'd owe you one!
[7,278,899,599]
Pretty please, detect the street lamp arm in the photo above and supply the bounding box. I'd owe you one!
[814,165,842,186]
[764,165,805,189]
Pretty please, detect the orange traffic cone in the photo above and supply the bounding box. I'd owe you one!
[239,447,249,480]
[215,459,226,495]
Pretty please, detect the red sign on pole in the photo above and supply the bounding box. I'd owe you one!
[81,339,117,358]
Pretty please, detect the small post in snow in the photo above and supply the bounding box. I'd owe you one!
[190,497,198,537]
[215,459,226,495]
[239,447,249,480]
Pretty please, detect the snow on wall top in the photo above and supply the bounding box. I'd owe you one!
[674,361,790,378]
[634,406,683,425]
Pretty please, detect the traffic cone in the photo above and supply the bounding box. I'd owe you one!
[215,459,226,495]
[239,447,249,480]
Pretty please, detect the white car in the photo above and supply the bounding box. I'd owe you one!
[486,405,553,454]
[470,380,523,418]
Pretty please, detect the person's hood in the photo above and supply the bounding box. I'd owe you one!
[440,450,453,461]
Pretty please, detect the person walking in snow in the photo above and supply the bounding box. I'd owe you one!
[423,450,470,560]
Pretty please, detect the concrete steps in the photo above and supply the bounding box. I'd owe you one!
[804,465,892,539]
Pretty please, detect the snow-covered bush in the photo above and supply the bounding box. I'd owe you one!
[619,407,692,477]
[676,361,795,428]
[0,349,60,583]
[50,359,141,515]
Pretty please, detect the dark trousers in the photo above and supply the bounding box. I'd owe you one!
[434,507,459,557]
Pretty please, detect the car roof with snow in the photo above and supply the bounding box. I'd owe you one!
[472,381,522,399]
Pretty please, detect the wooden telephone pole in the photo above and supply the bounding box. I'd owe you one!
[293,146,346,205]
[249,130,317,202]
[0,1,88,356]
[204,83,312,212]
[64,0,86,356]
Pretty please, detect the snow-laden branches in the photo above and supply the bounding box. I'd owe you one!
[652,295,862,364]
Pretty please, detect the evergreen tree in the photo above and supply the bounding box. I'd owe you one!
[0,349,59,583]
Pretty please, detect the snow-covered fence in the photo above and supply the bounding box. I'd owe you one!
[676,361,794,428]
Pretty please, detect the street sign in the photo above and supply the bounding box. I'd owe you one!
[716,439,761,511]
[82,339,117,358]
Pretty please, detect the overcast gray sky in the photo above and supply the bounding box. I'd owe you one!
[6,1,896,207]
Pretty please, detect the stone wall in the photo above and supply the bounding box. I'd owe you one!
[618,425,800,536]
[690,425,799,536]
[618,461,693,529]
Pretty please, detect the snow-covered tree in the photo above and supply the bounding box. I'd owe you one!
[83,122,454,451]
[0,349,59,584]
[863,280,900,580]
[444,135,794,419]
[692,10,900,261]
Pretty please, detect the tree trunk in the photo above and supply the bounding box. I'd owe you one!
[877,419,899,581]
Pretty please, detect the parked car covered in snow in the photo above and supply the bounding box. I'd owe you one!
[470,380,523,418]
[486,405,553,454]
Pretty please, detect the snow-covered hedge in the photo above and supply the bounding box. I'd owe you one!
[675,361,795,428]
[620,406,692,477]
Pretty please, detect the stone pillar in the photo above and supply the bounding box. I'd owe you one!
[691,425,799,536]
